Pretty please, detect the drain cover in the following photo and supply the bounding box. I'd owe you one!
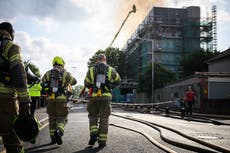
[197,134,223,140]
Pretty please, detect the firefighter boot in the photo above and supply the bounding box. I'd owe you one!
[54,129,63,145]
[88,134,98,146]
[50,137,56,145]
[98,143,106,149]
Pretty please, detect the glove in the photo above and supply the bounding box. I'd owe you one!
[19,102,30,117]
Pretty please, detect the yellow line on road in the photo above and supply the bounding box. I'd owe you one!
[40,122,49,130]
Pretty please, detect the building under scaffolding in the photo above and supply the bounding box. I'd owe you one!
[124,6,216,81]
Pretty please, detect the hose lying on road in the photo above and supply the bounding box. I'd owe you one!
[112,113,229,153]
[110,123,177,153]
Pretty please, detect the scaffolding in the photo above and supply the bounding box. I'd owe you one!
[200,5,217,52]
[212,5,217,52]
[124,6,216,81]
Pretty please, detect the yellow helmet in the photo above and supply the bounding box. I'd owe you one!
[52,56,65,67]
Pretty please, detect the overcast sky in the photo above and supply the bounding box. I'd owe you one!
[0,0,229,85]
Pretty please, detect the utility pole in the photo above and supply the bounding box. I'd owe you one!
[108,5,136,48]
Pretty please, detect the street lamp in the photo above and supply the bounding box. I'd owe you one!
[108,5,136,48]
[135,37,155,111]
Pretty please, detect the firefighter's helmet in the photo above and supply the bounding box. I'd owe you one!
[52,56,65,67]
[0,22,14,40]
[12,115,39,141]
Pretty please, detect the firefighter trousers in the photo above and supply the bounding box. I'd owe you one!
[0,93,24,153]
[47,99,68,139]
[87,97,111,144]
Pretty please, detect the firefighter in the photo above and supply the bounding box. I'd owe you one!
[42,56,77,145]
[84,53,121,148]
[0,22,31,153]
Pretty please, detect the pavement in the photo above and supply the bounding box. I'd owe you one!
[112,108,230,153]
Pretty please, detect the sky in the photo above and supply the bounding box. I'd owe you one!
[0,0,229,85]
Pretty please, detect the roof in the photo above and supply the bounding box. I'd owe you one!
[195,72,230,77]
[207,48,230,63]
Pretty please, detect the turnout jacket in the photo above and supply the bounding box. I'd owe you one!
[0,30,30,104]
[84,63,120,97]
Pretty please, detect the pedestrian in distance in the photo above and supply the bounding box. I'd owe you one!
[0,22,32,153]
[183,85,197,115]
[84,53,121,149]
[42,56,77,145]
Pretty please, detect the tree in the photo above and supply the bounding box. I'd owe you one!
[154,63,176,89]
[87,47,126,79]
[87,50,105,68]
[74,85,84,97]
[137,62,176,94]
[180,50,219,77]
[24,60,41,77]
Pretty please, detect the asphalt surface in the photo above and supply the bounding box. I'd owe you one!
[23,104,161,153]
[1,103,230,153]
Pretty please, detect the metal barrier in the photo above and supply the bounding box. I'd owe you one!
[111,101,174,113]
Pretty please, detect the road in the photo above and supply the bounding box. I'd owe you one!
[1,103,230,153]
[23,104,161,153]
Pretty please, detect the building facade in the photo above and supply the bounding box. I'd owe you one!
[124,6,204,81]
[207,48,230,72]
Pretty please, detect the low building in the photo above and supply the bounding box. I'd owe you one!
[154,49,230,114]
[154,72,230,114]
[207,48,230,72]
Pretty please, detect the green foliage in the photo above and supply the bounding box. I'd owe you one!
[154,63,176,89]
[180,50,219,77]
[87,50,105,68]
[137,63,176,93]
[24,60,41,77]
[87,47,126,79]
[74,85,84,97]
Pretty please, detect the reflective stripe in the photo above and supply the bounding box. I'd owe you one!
[9,54,20,63]
[0,85,14,93]
[17,91,29,97]
[98,133,107,141]
[104,86,109,92]
[92,92,112,97]
[57,123,65,132]
[99,134,107,138]
[62,71,67,87]
[50,129,55,133]
[90,125,98,129]
[46,71,51,81]
[85,76,92,84]
[90,129,98,133]
[69,76,74,84]
[108,67,112,81]
[90,125,98,133]
[43,71,50,82]
[56,95,67,100]
[114,73,119,81]
[0,42,13,94]
[90,67,94,83]
[2,41,13,60]
[50,129,56,136]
